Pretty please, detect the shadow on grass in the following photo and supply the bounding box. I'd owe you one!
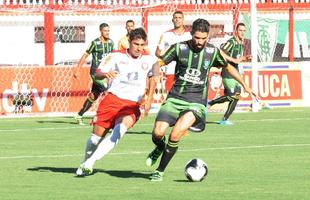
[36,116,93,125]
[36,120,78,125]
[205,121,220,124]
[27,166,149,179]
[174,179,191,183]
[126,131,151,135]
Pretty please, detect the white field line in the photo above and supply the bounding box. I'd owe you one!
[0,143,309,160]
[0,117,309,132]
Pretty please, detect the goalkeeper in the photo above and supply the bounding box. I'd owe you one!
[73,23,114,125]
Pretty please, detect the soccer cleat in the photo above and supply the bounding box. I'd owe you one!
[150,170,164,181]
[262,103,272,110]
[146,148,163,167]
[76,164,85,176]
[218,120,233,125]
[75,163,93,176]
[74,114,86,126]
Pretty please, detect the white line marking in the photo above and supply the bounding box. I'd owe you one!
[1,143,309,160]
[0,117,309,132]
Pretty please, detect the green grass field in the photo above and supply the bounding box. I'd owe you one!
[0,107,309,200]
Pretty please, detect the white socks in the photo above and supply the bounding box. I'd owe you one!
[84,123,128,166]
[83,133,102,162]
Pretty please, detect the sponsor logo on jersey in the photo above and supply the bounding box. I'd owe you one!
[203,60,210,69]
[119,61,128,65]
[186,68,201,77]
[205,47,214,54]
[179,68,204,85]
[141,63,148,70]
[180,44,187,50]
[180,58,188,63]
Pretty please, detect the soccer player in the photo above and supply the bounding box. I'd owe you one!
[146,19,258,181]
[118,20,150,54]
[74,23,114,125]
[76,28,157,176]
[118,20,135,51]
[155,10,192,92]
[208,23,251,125]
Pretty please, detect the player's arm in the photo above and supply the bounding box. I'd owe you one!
[118,37,125,50]
[214,48,258,99]
[74,41,95,78]
[143,76,156,116]
[155,34,165,57]
[220,50,240,64]
[221,40,249,64]
[73,53,89,79]
[155,46,162,58]
[95,54,118,80]
[225,64,258,99]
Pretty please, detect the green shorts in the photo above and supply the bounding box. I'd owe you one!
[91,75,108,94]
[222,78,241,96]
[156,98,206,132]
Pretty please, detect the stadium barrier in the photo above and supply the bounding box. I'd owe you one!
[0,61,308,116]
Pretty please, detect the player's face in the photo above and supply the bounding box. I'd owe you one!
[172,13,184,29]
[192,31,209,50]
[100,26,110,40]
[236,25,246,41]
[126,22,135,34]
[129,38,146,58]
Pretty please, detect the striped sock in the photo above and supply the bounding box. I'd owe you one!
[157,139,179,172]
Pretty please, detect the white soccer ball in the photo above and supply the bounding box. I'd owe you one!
[184,158,208,182]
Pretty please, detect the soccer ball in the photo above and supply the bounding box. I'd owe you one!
[184,158,208,182]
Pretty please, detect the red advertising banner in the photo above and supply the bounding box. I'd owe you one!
[0,63,304,116]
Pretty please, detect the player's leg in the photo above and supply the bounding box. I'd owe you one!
[208,95,229,107]
[221,96,239,122]
[76,125,109,176]
[83,112,138,170]
[75,77,107,125]
[75,93,95,125]
[80,94,140,175]
[76,93,115,176]
[150,100,206,181]
[150,112,196,181]
[220,83,241,125]
[146,121,169,167]
[146,98,180,167]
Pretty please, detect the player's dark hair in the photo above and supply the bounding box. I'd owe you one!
[236,22,246,30]
[129,28,147,41]
[126,19,135,25]
[173,10,184,17]
[99,23,109,30]
[191,18,210,35]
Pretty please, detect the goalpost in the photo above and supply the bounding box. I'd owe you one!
[0,0,309,117]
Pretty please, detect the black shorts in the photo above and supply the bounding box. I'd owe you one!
[91,75,108,94]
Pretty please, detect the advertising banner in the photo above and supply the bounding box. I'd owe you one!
[0,62,306,116]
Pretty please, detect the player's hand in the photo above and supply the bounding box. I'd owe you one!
[244,85,260,102]
[143,98,153,117]
[245,55,252,61]
[73,70,80,79]
[105,71,119,79]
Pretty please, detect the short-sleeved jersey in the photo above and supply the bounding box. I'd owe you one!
[118,35,150,53]
[157,29,192,75]
[97,50,157,102]
[118,35,129,51]
[159,41,227,105]
[86,37,114,75]
[220,37,244,78]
